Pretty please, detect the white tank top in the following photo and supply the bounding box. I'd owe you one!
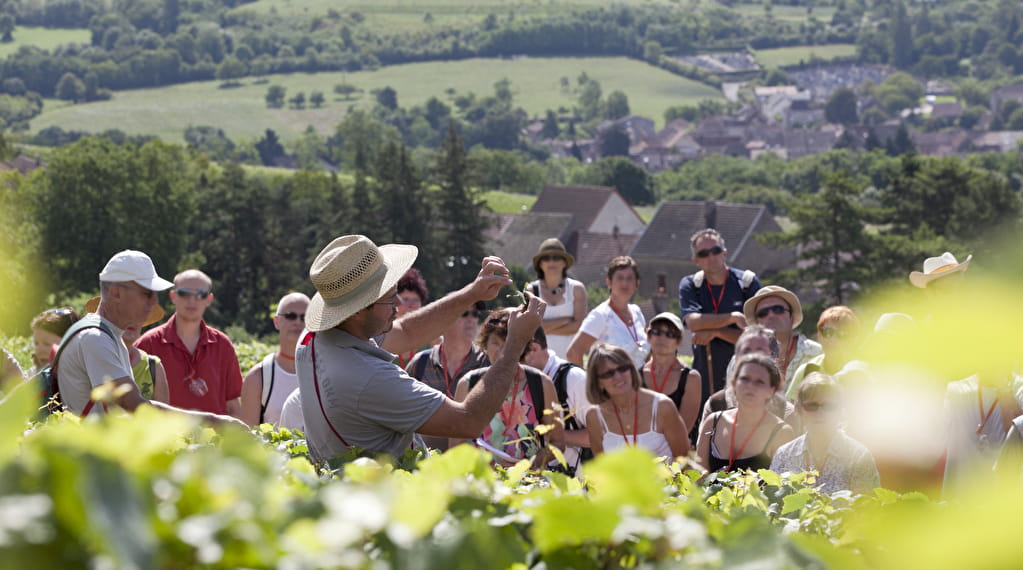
[264,358,299,426]
[534,278,581,358]
[595,394,674,459]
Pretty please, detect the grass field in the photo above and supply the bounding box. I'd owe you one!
[482,190,536,214]
[754,44,857,68]
[728,2,837,23]
[0,26,91,58]
[228,0,679,34]
[29,57,724,143]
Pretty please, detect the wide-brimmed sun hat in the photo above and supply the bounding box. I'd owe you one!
[305,235,418,332]
[532,238,574,275]
[85,296,164,327]
[743,285,803,328]
[909,252,972,288]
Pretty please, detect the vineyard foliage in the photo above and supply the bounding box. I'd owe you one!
[0,378,1021,569]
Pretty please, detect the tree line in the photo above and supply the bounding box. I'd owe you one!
[0,122,490,336]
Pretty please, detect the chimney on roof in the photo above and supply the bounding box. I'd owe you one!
[703,200,717,229]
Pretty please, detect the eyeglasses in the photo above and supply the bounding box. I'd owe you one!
[647,327,681,339]
[278,312,305,322]
[174,287,210,300]
[819,327,848,340]
[461,310,481,319]
[801,401,838,413]
[596,363,633,380]
[538,255,563,263]
[695,245,724,258]
[756,305,790,319]
[45,308,74,316]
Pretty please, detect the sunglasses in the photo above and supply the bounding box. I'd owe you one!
[538,255,564,262]
[278,312,305,322]
[819,327,848,339]
[695,245,724,258]
[461,310,481,319]
[647,327,681,339]
[174,287,210,300]
[45,308,74,316]
[596,363,633,380]
[756,305,790,319]
[802,401,838,413]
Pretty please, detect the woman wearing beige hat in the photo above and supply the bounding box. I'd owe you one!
[529,238,586,358]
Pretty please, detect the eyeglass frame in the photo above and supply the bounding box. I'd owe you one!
[694,245,725,259]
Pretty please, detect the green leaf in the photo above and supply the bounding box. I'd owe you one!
[781,491,812,515]
[758,468,781,487]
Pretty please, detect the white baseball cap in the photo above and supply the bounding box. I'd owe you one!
[99,250,174,291]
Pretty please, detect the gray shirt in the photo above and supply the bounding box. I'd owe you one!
[57,314,131,415]
[296,328,446,461]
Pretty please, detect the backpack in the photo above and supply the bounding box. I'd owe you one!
[258,353,277,425]
[468,366,547,447]
[550,361,594,470]
[692,268,757,297]
[36,315,116,417]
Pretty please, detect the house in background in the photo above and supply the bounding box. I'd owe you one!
[628,200,793,300]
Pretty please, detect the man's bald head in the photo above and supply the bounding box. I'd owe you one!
[174,269,212,289]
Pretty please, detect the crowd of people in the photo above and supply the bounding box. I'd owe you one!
[4,229,1019,498]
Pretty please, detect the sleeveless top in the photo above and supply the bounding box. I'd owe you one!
[470,367,544,463]
[263,358,299,426]
[595,393,674,459]
[647,366,690,410]
[532,278,581,358]
[131,350,160,400]
[708,411,784,472]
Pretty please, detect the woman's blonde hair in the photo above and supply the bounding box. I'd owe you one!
[727,353,782,393]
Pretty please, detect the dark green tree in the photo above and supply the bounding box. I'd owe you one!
[891,1,915,68]
[0,14,14,42]
[309,91,325,108]
[598,124,630,157]
[825,88,859,125]
[541,109,560,139]
[581,157,655,206]
[375,86,398,110]
[255,129,286,166]
[604,90,630,120]
[265,85,286,108]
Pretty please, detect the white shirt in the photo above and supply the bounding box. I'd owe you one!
[578,300,648,368]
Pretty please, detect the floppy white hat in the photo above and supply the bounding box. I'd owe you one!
[909,252,971,288]
[99,250,174,291]
[305,235,419,332]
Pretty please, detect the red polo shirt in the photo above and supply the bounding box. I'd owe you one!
[135,314,243,414]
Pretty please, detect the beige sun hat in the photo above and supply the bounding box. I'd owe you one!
[85,296,165,327]
[305,235,419,332]
[743,285,803,328]
[909,252,972,288]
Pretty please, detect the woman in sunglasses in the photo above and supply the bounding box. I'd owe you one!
[786,306,868,399]
[642,313,701,437]
[585,343,690,460]
[771,373,879,494]
[528,239,586,359]
[696,353,794,473]
[450,308,560,468]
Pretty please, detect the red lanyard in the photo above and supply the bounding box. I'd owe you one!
[976,386,999,436]
[498,368,523,427]
[611,388,640,446]
[779,337,797,378]
[397,349,415,370]
[705,279,727,314]
[728,408,767,471]
[649,360,675,393]
[439,345,472,397]
[610,301,639,343]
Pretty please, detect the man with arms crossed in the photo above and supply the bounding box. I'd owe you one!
[296,235,545,461]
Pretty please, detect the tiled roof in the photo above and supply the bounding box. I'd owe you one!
[531,185,616,236]
[572,231,641,285]
[630,201,766,261]
[487,212,573,273]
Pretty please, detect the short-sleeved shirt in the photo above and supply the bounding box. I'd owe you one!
[57,314,131,416]
[278,387,305,433]
[770,431,880,494]
[135,314,244,415]
[406,343,489,451]
[578,300,648,368]
[678,267,760,400]
[296,328,446,461]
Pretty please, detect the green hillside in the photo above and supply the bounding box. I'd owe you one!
[30,57,724,142]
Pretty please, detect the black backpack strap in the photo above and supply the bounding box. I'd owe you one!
[523,367,547,447]
[552,361,581,430]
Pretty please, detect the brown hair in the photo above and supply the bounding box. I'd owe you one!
[796,372,841,408]
[727,352,783,392]
[30,307,80,337]
[396,268,428,303]
[585,343,641,404]
[606,256,640,281]
[817,305,860,336]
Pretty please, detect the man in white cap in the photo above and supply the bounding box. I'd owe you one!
[296,235,545,461]
[55,249,243,425]
[742,285,822,392]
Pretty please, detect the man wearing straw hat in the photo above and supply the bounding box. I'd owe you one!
[55,249,245,426]
[296,235,546,461]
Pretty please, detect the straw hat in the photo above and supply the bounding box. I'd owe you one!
[909,252,971,288]
[743,285,803,328]
[532,238,574,275]
[305,235,418,332]
[85,296,165,327]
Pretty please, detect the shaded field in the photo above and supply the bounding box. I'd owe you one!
[30,57,724,143]
[755,44,857,68]
[0,26,90,58]
[729,2,837,23]
[482,190,536,215]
